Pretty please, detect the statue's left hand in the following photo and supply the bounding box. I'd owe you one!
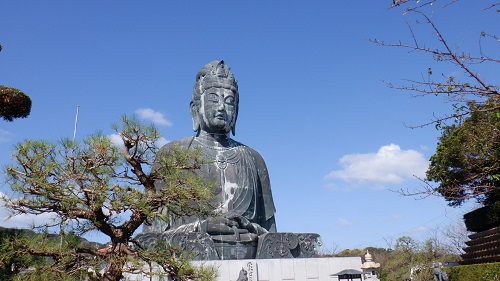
[225,214,268,236]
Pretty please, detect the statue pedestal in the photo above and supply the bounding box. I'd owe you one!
[136,232,322,260]
[213,241,257,260]
[256,233,321,259]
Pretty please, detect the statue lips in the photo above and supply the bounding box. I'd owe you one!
[215,113,226,122]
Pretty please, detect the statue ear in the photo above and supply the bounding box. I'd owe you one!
[231,123,236,136]
[190,101,200,133]
[231,98,239,136]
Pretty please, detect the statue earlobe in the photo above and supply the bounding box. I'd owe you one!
[190,101,200,133]
[231,112,238,136]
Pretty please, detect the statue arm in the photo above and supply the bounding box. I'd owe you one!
[262,216,277,233]
[250,148,277,232]
[144,139,200,233]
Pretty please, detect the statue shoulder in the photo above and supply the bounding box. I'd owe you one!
[154,136,196,168]
[158,136,195,151]
[233,140,267,165]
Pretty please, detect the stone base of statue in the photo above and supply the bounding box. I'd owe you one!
[135,231,220,260]
[212,233,258,260]
[256,232,321,259]
[135,232,321,260]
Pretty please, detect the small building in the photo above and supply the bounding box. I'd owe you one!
[331,269,364,281]
[360,250,380,280]
[461,203,500,265]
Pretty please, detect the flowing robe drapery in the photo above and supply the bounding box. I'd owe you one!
[142,133,276,234]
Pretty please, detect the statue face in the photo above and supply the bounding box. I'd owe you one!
[199,87,237,134]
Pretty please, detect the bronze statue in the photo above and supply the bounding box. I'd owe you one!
[141,61,276,258]
[139,61,320,260]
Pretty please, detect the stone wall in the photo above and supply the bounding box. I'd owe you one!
[192,257,362,281]
[123,257,362,281]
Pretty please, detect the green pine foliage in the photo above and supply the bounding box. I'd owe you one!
[0,86,32,122]
[1,115,217,281]
[0,229,99,281]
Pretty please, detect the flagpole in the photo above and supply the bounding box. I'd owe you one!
[73,105,80,142]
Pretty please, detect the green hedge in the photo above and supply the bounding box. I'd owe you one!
[464,201,500,232]
[446,263,500,280]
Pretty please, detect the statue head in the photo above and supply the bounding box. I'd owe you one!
[190,60,239,136]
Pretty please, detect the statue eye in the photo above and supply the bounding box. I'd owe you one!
[225,96,235,105]
[207,94,219,103]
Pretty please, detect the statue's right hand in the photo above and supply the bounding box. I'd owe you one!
[202,217,249,235]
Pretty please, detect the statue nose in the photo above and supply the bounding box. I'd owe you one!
[217,100,225,110]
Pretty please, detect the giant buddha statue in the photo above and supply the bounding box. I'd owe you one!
[138,61,319,260]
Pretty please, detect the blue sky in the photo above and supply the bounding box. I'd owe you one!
[0,1,497,251]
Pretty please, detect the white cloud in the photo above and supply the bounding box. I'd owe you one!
[135,108,172,127]
[326,183,340,191]
[406,225,429,234]
[0,129,14,142]
[0,192,57,229]
[108,134,123,147]
[420,145,429,151]
[391,214,403,220]
[108,134,169,148]
[326,144,428,184]
[336,218,355,226]
[155,137,169,148]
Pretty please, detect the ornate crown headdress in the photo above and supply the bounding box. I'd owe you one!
[194,60,238,94]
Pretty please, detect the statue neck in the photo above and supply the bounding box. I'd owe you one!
[197,131,232,147]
